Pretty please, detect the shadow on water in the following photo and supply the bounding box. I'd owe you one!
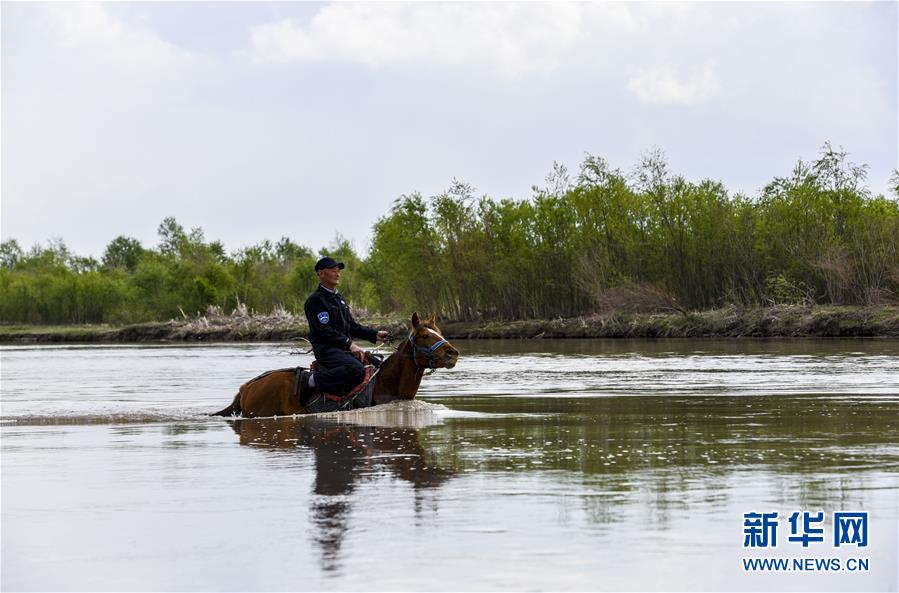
[227,416,456,571]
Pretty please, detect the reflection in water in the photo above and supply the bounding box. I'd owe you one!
[222,392,899,575]
[422,395,899,516]
[228,417,455,571]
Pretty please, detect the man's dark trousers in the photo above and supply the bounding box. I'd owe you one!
[313,346,365,395]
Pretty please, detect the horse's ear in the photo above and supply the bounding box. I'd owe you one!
[411,311,421,327]
[429,312,437,323]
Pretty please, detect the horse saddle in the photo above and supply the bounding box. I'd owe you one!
[304,351,381,405]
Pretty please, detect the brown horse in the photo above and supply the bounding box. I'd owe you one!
[211,312,459,417]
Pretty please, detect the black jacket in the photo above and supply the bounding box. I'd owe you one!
[304,285,378,351]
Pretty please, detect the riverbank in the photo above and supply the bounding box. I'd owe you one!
[1,305,897,344]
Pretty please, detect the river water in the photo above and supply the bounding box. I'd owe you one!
[2,339,898,591]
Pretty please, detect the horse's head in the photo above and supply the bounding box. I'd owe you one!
[407,311,459,370]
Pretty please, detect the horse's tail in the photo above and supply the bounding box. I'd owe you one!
[210,392,241,417]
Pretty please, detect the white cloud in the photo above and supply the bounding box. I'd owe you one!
[627,62,722,105]
[250,2,585,78]
[44,3,199,81]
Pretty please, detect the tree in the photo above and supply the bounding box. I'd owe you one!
[366,193,442,313]
[102,236,145,272]
[157,217,187,256]
[0,239,23,269]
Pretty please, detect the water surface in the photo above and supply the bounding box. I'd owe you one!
[2,339,898,591]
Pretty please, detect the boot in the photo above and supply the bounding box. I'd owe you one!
[299,370,319,406]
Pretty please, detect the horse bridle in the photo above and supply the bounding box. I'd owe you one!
[408,330,449,372]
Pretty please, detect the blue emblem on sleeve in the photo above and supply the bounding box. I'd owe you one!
[317,311,329,324]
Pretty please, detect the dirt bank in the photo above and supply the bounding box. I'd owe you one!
[441,305,899,339]
[1,305,897,344]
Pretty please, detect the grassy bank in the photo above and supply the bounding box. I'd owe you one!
[2,305,897,344]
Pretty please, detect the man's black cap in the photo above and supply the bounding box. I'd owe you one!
[315,257,345,271]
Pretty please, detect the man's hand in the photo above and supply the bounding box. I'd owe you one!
[377,330,390,342]
[349,342,363,353]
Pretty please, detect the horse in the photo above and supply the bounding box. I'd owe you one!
[210,311,459,417]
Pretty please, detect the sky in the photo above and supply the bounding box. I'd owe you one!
[2,1,896,259]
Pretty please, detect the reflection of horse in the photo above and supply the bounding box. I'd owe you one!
[211,312,459,417]
[227,416,455,571]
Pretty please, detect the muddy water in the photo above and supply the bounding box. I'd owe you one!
[2,340,897,591]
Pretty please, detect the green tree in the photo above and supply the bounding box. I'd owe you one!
[102,236,145,272]
[0,239,23,268]
[366,193,443,314]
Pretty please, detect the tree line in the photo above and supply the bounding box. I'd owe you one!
[2,144,898,324]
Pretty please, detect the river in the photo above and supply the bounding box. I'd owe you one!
[2,339,897,591]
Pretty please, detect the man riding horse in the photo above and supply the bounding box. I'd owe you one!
[209,256,458,418]
[301,257,389,398]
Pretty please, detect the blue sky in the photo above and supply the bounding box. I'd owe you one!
[2,2,896,258]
